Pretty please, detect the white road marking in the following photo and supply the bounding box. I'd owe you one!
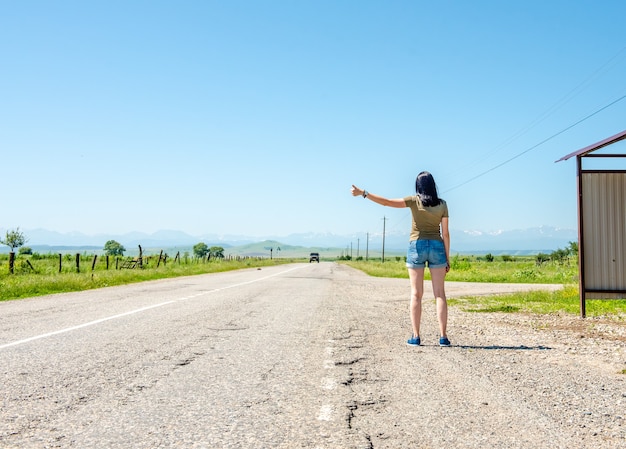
[319,340,337,423]
[0,265,306,350]
[324,345,336,369]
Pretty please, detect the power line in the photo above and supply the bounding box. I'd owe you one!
[386,91,626,233]
[448,46,626,180]
[375,48,626,232]
[443,92,626,194]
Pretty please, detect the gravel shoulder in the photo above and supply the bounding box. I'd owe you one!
[326,264,626,449]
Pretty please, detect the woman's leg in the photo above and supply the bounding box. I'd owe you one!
[408,268,425,336]
[430,267,448,338]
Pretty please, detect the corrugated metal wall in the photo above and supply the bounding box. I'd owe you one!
[582,172,626,299]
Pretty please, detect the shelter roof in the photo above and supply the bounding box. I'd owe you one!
[555,129,626,162]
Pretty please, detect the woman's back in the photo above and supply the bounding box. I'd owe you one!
[404,195,448,241]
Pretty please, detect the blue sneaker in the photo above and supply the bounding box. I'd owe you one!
[439,336,451,347]
[407,335,421,346]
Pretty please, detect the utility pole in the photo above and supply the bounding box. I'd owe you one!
[382,217,386,262]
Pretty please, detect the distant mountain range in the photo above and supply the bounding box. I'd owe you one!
[0,226,577,255]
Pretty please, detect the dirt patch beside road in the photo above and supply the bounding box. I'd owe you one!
[325,265,626,448]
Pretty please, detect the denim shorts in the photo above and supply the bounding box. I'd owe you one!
[406,239,448,269]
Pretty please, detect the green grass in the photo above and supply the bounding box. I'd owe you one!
[342,255,578,284]
[342,258,626,319]
[0,256,294,301]
[449,285,626,318]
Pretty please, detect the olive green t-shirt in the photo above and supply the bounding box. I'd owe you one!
[403,196,448,241]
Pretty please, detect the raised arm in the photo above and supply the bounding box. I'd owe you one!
[351,185,406,208]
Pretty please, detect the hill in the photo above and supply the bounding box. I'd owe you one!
[0,226,577,257]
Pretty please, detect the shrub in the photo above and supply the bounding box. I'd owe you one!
[512,268,537,281]
[536,253,550,265]
[551,248,569,264]
[450,254,472,271]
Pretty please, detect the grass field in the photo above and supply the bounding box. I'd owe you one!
[0,253,293,301]
[343,254,578,284]
[342,256,626,319]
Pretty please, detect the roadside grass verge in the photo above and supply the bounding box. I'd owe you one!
[449,286,626,319]
[341,256,578,284]
[341,259,626,319]
[0,258,294,302]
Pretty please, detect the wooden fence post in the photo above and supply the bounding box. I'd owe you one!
[157,250,163,268]
[106,255,109,270]
[138,245,143,268]
[75,253,80,273]
[8,252,15,274]
[91,255,97,271]
[58,253,62,273]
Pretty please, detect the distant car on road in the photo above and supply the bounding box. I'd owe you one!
[309,252,320,263]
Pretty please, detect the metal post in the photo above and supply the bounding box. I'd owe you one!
[577,155,586,318]
[382,216,387,262]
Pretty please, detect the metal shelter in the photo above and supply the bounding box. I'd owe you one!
[556,129,626,317]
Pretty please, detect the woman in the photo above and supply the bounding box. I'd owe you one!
[351,171,451,347]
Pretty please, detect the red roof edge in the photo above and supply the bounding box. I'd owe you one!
[555,129,626,162]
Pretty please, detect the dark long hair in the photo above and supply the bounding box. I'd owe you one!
[415,171,441,207]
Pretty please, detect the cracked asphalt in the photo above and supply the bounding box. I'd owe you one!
[1,262,624,448]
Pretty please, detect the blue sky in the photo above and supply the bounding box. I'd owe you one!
[2,0,625,241]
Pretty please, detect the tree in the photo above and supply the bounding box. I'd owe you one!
[103,240,126,256]
[209,246,225,259]
[1,228,28,274]
[19,246,33,255]
[0,228,28,252]
[568,241,579,257]
[550,248,569,264]
[536,253,550,265]
[193,242,209,259]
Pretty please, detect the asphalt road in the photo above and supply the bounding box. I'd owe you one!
[1,263,621,449]
[1,263,351,448]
